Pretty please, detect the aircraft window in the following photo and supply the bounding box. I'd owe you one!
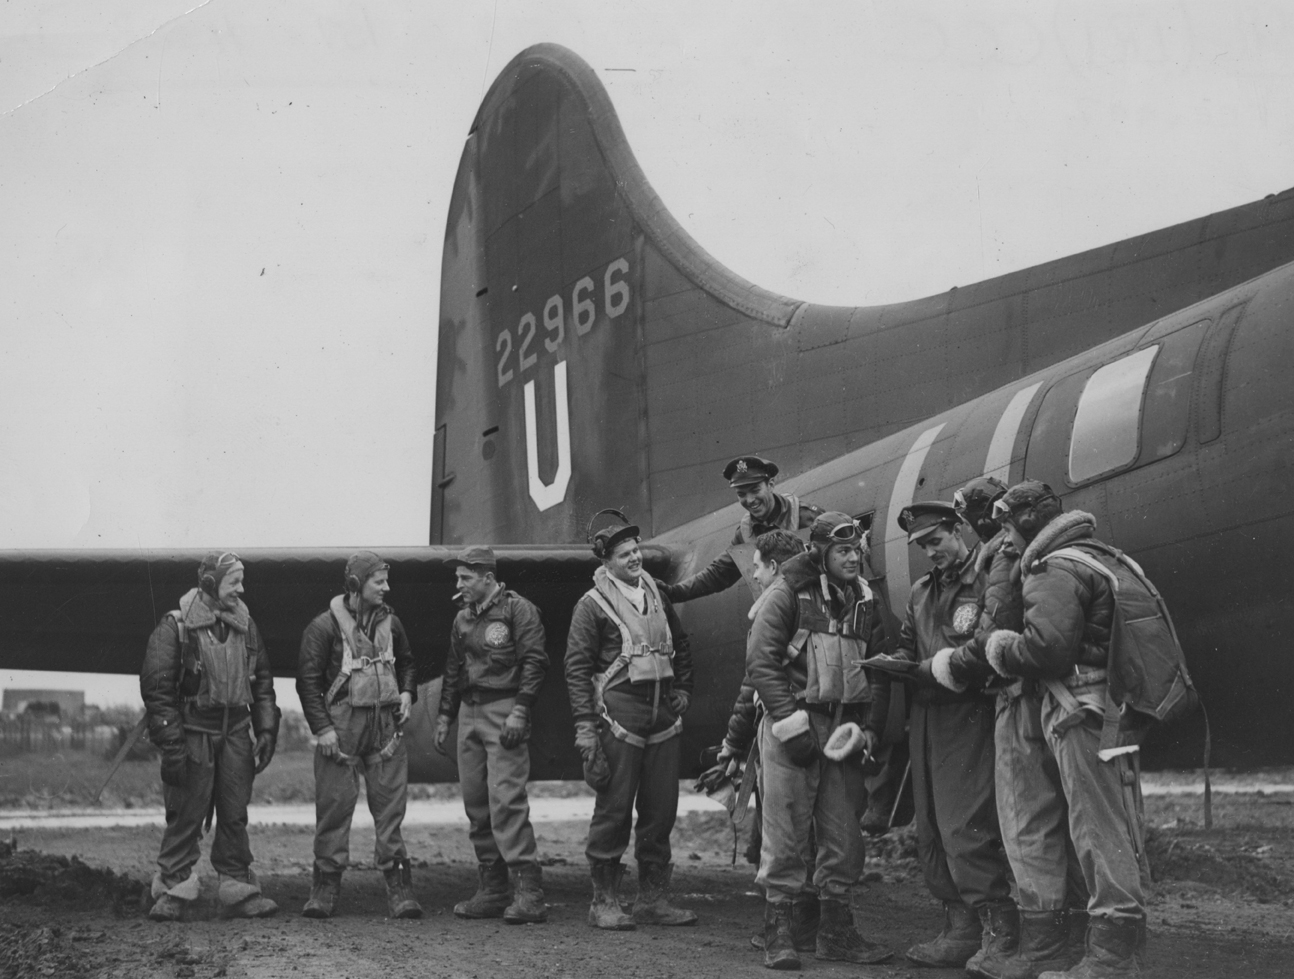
[1025,369,1092,491]
[1137,319,1211,465]
[1069,347,1158,484]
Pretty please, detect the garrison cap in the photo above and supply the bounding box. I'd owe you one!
[345,550,390,590]
[454,545,497,570]
[723,456,779,487]
[897,501,961,543]
[954,476,1008,520]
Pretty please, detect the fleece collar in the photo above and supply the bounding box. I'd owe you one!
[178,587,249,634]
[1022,510,1097,573]
[975,529,1009,575]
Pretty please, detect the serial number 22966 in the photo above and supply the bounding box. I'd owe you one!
[496,257,630,388]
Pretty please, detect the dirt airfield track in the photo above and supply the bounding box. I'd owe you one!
[3,768,1294,979]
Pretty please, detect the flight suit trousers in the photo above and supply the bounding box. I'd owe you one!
[1041,690,1148,923]
[456,695,539,868]
[995,685,1089,911]
[910,697,1012,909]
[586,687,681,866]
[755,712,867,903]
[157,725,256,886]
[312,704,409,875]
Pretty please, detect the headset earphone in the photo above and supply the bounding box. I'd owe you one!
[587,507,631,559]
[199,551,240,594]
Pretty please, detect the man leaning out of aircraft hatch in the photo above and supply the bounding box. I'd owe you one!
[141,550,281,922]
[745,512,894,969]
[296,551,421,920]
[433,545,550,924]
[892,502,1013,970]
[565,515,697,931]
[659,456,823,604]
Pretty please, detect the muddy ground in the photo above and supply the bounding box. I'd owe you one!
[2,758,1293,978]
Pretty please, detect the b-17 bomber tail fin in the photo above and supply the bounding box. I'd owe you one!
[435,43,1294,549]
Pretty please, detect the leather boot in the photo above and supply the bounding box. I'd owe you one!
[383,858,422,919]
[790,894,820,952]
[987,910,1070,979]
[906,900,982,967]
[1038,916,1142,979]
[814,898,893,964]
[750,892,819,952]
[631,862,697,926]
[587,861,635,931]
[763,901,800,970]
[148,894,186,922]
[454,861,511,919]
[301,868,342,919]
[966,900,1021,977]
[503,864,548,924]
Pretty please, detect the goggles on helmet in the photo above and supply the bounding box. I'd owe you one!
[826,520,863,544]
[992,495,1056,525]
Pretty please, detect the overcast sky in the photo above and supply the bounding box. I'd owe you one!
[2,0,1292,708]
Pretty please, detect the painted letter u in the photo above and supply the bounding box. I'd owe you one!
[523,360,572,511]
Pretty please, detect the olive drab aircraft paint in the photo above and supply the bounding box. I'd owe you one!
[3,44,1294,781]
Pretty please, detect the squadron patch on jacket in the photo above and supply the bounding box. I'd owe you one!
[952,603,980,635]
[484,621,511,647]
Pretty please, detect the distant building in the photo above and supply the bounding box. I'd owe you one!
[2,689,85,718]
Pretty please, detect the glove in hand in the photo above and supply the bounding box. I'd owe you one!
[433,714,452,754]
[574,719,611,792]
[161,742,188,788]
[499,704,531,749]
[667,689,690,717]
[783,729,819,768]
[253,732,276,774]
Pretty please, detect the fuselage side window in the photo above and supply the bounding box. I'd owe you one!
[1069,346,1158,484]
[1137,319,1211,466]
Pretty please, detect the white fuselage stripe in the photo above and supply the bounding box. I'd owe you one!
[983,382,1041,485]
[884,423,945,610]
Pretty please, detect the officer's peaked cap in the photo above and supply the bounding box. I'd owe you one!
[723,456,778,487]
[897,501,961,543]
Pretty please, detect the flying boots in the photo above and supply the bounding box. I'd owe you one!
[148,894,186,922]
[906,900,982,967]
[814,898,893,965]
[454,861,512,919]
[503,864,548,924]
[1038,916,1142,979]
[588,861,635,931]
[631,861,697,926]
[148,871,199,922]
[301,868,342,919]
[218,873,278,919]
[763,901,800,970]
[383,857,422,919]
[983,910,1071,979]
[966,900,1021,977]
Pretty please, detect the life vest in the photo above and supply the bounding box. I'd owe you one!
[169,590,253,711]
[736,493,801,544]
[585,567,680,748]
[326,595,402,708]
[787,574,874,706]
